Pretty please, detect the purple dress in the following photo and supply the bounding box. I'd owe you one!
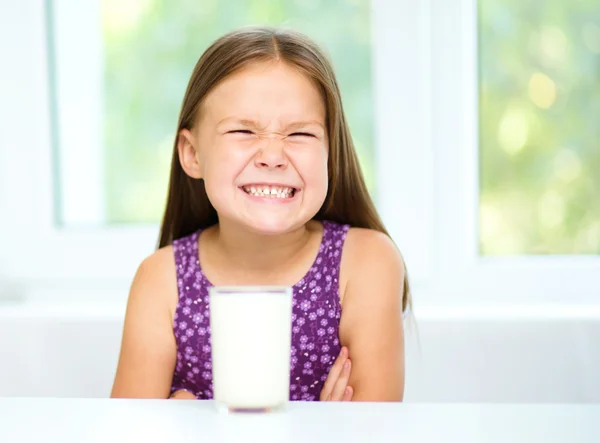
[170,220,350,401]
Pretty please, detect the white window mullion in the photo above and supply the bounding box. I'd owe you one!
[372,0,434,284]
[0,0,56,286]
[430,0,479,280]
[51,0,106,225]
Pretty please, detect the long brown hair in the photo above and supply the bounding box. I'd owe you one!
[158,26,411,312]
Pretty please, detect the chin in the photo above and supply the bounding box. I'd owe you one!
[244,218,302,236]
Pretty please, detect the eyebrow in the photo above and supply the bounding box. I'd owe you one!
[217,117,325,131]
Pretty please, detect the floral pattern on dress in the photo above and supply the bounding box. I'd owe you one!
[170,220,349,401]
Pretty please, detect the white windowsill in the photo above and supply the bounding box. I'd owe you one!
[0,299,127,321]
[1,298,600,322]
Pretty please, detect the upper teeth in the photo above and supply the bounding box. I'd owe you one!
[243,185,294,198]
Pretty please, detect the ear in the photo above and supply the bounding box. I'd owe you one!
[177,128,203,179]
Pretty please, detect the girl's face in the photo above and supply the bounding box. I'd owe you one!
[181,61,329,235]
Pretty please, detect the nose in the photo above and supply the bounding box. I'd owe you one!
[254,138,288,170]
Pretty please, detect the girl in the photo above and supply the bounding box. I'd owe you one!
[111,26,409,402]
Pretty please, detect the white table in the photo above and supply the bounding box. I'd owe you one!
[1,398,599,442]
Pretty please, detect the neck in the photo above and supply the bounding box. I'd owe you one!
[210,220,316,272]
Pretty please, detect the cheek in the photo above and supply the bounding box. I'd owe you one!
[294,144,329,193]
[201,142,246,205]
[202,139,247,182]
[312,144,329,177]
[311,156,328,189]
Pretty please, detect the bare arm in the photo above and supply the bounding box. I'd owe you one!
[111,247,180,398]
[339,229,405,401]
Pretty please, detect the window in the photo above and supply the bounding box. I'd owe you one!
[1,0,597,302]
[50,0,375,226]
[421,0,599,303]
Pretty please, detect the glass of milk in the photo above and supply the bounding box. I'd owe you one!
[209,285,293,412]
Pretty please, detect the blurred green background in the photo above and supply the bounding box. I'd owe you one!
[100,0,373,223]
[479,0,600,254]
[97,0,599,254]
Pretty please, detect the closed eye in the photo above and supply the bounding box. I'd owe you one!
[289,132,316,138]
[228,129,254,135]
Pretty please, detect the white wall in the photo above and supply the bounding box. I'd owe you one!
[404,314,600,402]
[1,301,599,402]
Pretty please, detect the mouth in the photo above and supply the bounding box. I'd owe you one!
[239,184,299,199]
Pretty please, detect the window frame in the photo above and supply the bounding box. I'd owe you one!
[420,0,600,303]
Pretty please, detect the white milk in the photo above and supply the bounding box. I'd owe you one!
[209,286,292,411]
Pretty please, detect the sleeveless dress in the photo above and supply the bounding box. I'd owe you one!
[169,220,350,401]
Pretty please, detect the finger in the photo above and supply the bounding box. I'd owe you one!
[343,386,354,402]
[169,390,197,400]
[323,347,348,398]
[330,358,352,401]
[320,347,348,400]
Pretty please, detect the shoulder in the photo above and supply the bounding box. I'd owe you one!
[136,245,176,281]
[339,227,405,304]
[130,245,179,318]
[344,227,399,257]
[111,245,180,398]
[337,228,406,401]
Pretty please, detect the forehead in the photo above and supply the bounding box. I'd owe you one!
[199,61,326,125]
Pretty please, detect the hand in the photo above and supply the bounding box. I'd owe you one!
[169,389,197,400]
[319,346,354,401]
